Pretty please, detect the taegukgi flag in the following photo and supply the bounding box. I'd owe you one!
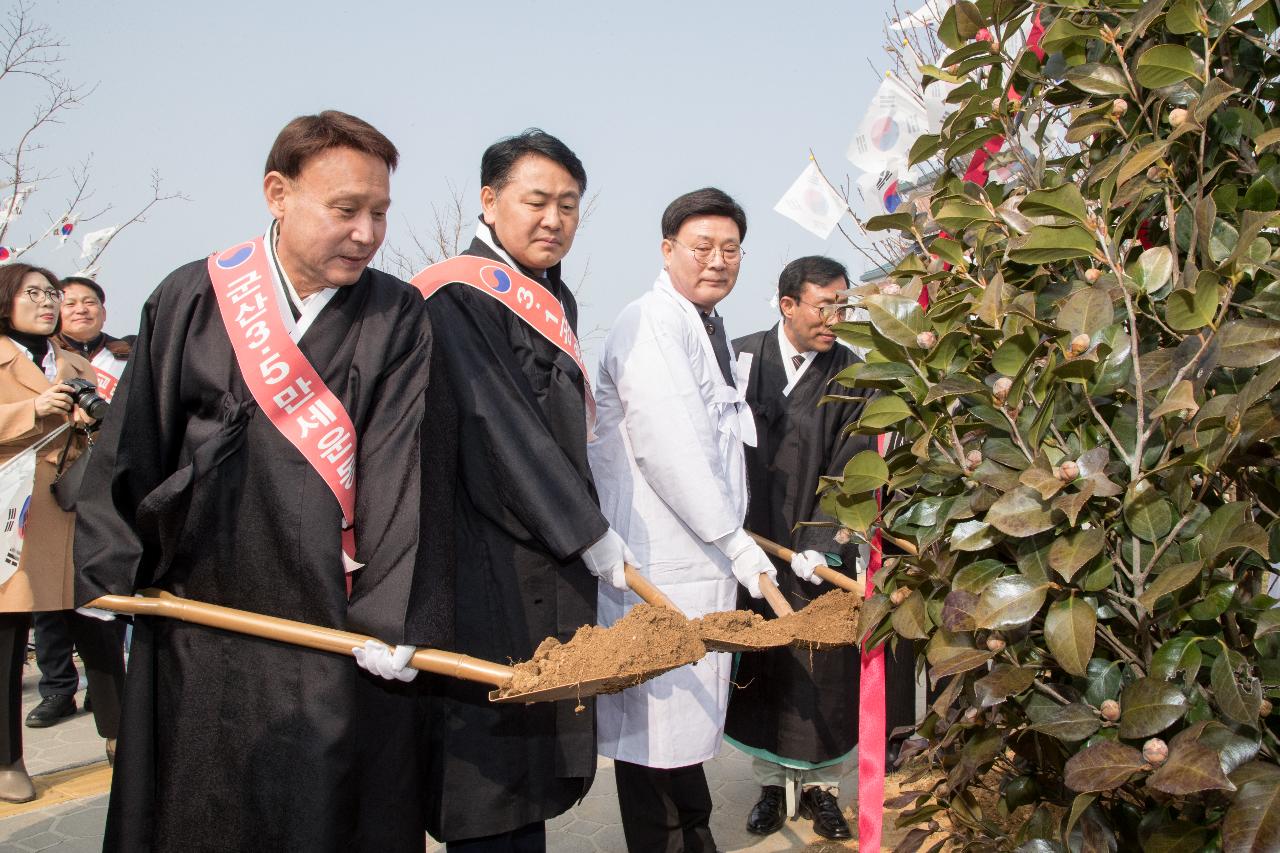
[846,75,929,173]
[854,165,906,244]
[0,443,38,585]
[773,161,848,240]
[0,186,34,226]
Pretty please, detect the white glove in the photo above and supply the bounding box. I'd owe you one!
[352,640,417,682]
[75,606,116,622]
[790,550,827,586]
[714,528,777,599]
[581,527,634,591]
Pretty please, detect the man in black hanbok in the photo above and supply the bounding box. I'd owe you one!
[417,130,630,852]
[726,256,874,840]
[74,111,453,853]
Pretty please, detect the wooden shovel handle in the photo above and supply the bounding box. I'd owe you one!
[747,531,866,596]
[623,565,684,614]
[757,573,794,616]
[88,590,515,687]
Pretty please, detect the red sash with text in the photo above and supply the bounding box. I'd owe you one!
[92,368,118,403]
[410,256,596,433]
[206,237,360,583]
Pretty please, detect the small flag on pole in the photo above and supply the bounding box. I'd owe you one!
[846,75,929,174]
[855,165,906,243]
[0,186,34,226]
[57,214,79,246]
[774,161,847,240]
[80,226,117,260]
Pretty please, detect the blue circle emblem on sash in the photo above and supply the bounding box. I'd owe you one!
[216,242,255,269]
[481,266,513,294]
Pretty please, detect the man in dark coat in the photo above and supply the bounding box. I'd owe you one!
[74,111,454,853]
[726,256,872,840]
[418,130,629,852]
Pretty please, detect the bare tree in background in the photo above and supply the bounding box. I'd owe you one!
[0,0,185,271]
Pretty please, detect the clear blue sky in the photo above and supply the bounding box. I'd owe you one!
[13,0,898,364]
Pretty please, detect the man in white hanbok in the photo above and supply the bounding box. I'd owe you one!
[589,188,797,852]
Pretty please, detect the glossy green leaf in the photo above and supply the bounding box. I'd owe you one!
[1064,62,1130,96]
[859,394,912,429]
[974,665,1036,708]
[1148,740,1236,794]
[1064,740,1146,792]
[1020,184,1088,222]
[842,450,890,493]
[1135,44,1200,89]
[1218,319,1280,368]
[891,590,931,640]
[1119,677,1189,738]
[974,574,1050,630]
[1222,778,1280,853]
[986,486,1058,536]
[865,294,929,348]
[1058,285,1114,337]
[1166,272,1219,332]
[1138,561,1204,612]
[1009,224,1098,264]
[1045,597,1097,677]
[1048,528,1105,582]
[1030,702,1102,742]
[1212,651,1262,725]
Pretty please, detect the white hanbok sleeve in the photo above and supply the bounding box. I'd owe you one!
[604,304,740,543]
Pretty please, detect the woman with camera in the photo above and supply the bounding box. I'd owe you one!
[0,263,125,802]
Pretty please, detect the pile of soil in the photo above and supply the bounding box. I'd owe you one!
[773,589,862,649]
[497,604,706,700]
[693,609,795,648]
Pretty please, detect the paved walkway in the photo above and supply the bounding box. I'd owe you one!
[0,659,862,851]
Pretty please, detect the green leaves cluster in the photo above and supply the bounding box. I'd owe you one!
[835,1,1280,850]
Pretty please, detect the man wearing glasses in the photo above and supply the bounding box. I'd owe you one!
[588,188,785,852]
[724,256,871,840]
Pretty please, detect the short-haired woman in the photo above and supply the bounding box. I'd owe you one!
[0,263,122,801]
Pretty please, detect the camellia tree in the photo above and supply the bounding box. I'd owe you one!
[831,0,1280,849]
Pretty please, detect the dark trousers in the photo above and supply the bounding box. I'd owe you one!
[33,610,78,696]
[614,760,715,853]
[31,610,124,738]
[0,612,32,764]
[444,821,545,852]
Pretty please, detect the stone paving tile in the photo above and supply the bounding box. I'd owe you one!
[2,699,862,853]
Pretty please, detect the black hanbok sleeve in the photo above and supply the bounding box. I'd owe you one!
[346,293,454,646]
[427,285,607,563]
[74,266,197,604]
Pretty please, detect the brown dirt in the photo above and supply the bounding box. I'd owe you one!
[497,604,706,700]
[693,609,796,648]
[775,589,862,649]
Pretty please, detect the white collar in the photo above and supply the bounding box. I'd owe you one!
[266,221,338,342]
[474,221,551,280]
[8,338,58,381]
[776,322,816,395]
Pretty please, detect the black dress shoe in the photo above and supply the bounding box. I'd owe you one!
[25,693,76,728]
[799,786,852,840]
[746,785,786,835]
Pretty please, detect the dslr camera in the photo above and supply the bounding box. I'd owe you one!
[63,377,110,421]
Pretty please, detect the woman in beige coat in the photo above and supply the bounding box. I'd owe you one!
[0,263,118,802]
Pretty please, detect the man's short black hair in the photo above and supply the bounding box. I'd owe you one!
[481,129,587,194]
[61,275,105,304]
[660,188,747,242]
[778,256,848,306]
